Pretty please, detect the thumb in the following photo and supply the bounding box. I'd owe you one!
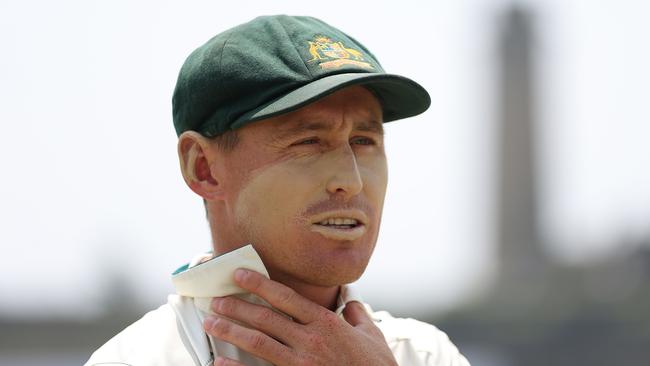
[342,301,373,327]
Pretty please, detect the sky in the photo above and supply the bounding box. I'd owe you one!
[1,0,649,319]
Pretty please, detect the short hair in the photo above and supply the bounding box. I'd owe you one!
[203,128,240,217]
[210,128,240,153]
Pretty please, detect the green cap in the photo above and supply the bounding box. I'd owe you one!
[172,15,431,137]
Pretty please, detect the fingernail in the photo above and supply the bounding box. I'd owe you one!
[234,268,248,282]
[204,316,218,330]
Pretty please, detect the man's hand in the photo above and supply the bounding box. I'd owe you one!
[202,269,398,366]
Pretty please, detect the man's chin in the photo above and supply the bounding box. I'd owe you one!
[296,261,369,287]
[251,229,376,287]
[266,258,369,293]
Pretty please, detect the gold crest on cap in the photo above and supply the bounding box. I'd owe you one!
[307,36,373,70]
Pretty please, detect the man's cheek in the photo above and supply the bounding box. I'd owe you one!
[362,166,388,199]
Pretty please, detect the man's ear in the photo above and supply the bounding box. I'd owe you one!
[177,131,224,200]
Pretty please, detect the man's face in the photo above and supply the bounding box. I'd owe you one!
[216,86,387,287]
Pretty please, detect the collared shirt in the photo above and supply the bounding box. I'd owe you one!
[86,245,470,366]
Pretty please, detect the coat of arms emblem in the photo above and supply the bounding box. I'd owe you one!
[307,36,373,70]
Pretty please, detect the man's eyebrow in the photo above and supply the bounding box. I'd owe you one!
[355,120,384,135]
[275,120,331,140]
[275,119,384,140]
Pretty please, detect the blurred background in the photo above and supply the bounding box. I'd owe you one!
[1,0,649,365]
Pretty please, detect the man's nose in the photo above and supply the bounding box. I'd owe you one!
[325,146,363,199]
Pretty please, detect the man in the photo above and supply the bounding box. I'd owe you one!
[86,15,470,366]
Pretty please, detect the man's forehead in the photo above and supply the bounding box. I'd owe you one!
[273,116,384,138]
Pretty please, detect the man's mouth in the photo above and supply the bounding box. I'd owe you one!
[315,217,361,229]
[309,212,368,241]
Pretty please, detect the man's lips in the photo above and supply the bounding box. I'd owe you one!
[309,209,368,225]
[308,210,368,241]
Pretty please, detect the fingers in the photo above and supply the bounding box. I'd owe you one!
[234,269,325,324]
[342,301,372,327]
[213,356,245,366]
[211,295,305,345]
[204,316,297,365]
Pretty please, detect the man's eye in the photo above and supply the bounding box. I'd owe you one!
[351,137,375,145]
[293,138,319,146]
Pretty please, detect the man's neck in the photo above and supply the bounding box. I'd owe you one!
[267,268,341,311]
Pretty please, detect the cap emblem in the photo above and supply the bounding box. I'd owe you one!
[307,36,373,70]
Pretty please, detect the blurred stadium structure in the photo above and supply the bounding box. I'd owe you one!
[435,6,650,366]
[2,5,649,366]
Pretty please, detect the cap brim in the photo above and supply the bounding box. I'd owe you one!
[231,73,431,129]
